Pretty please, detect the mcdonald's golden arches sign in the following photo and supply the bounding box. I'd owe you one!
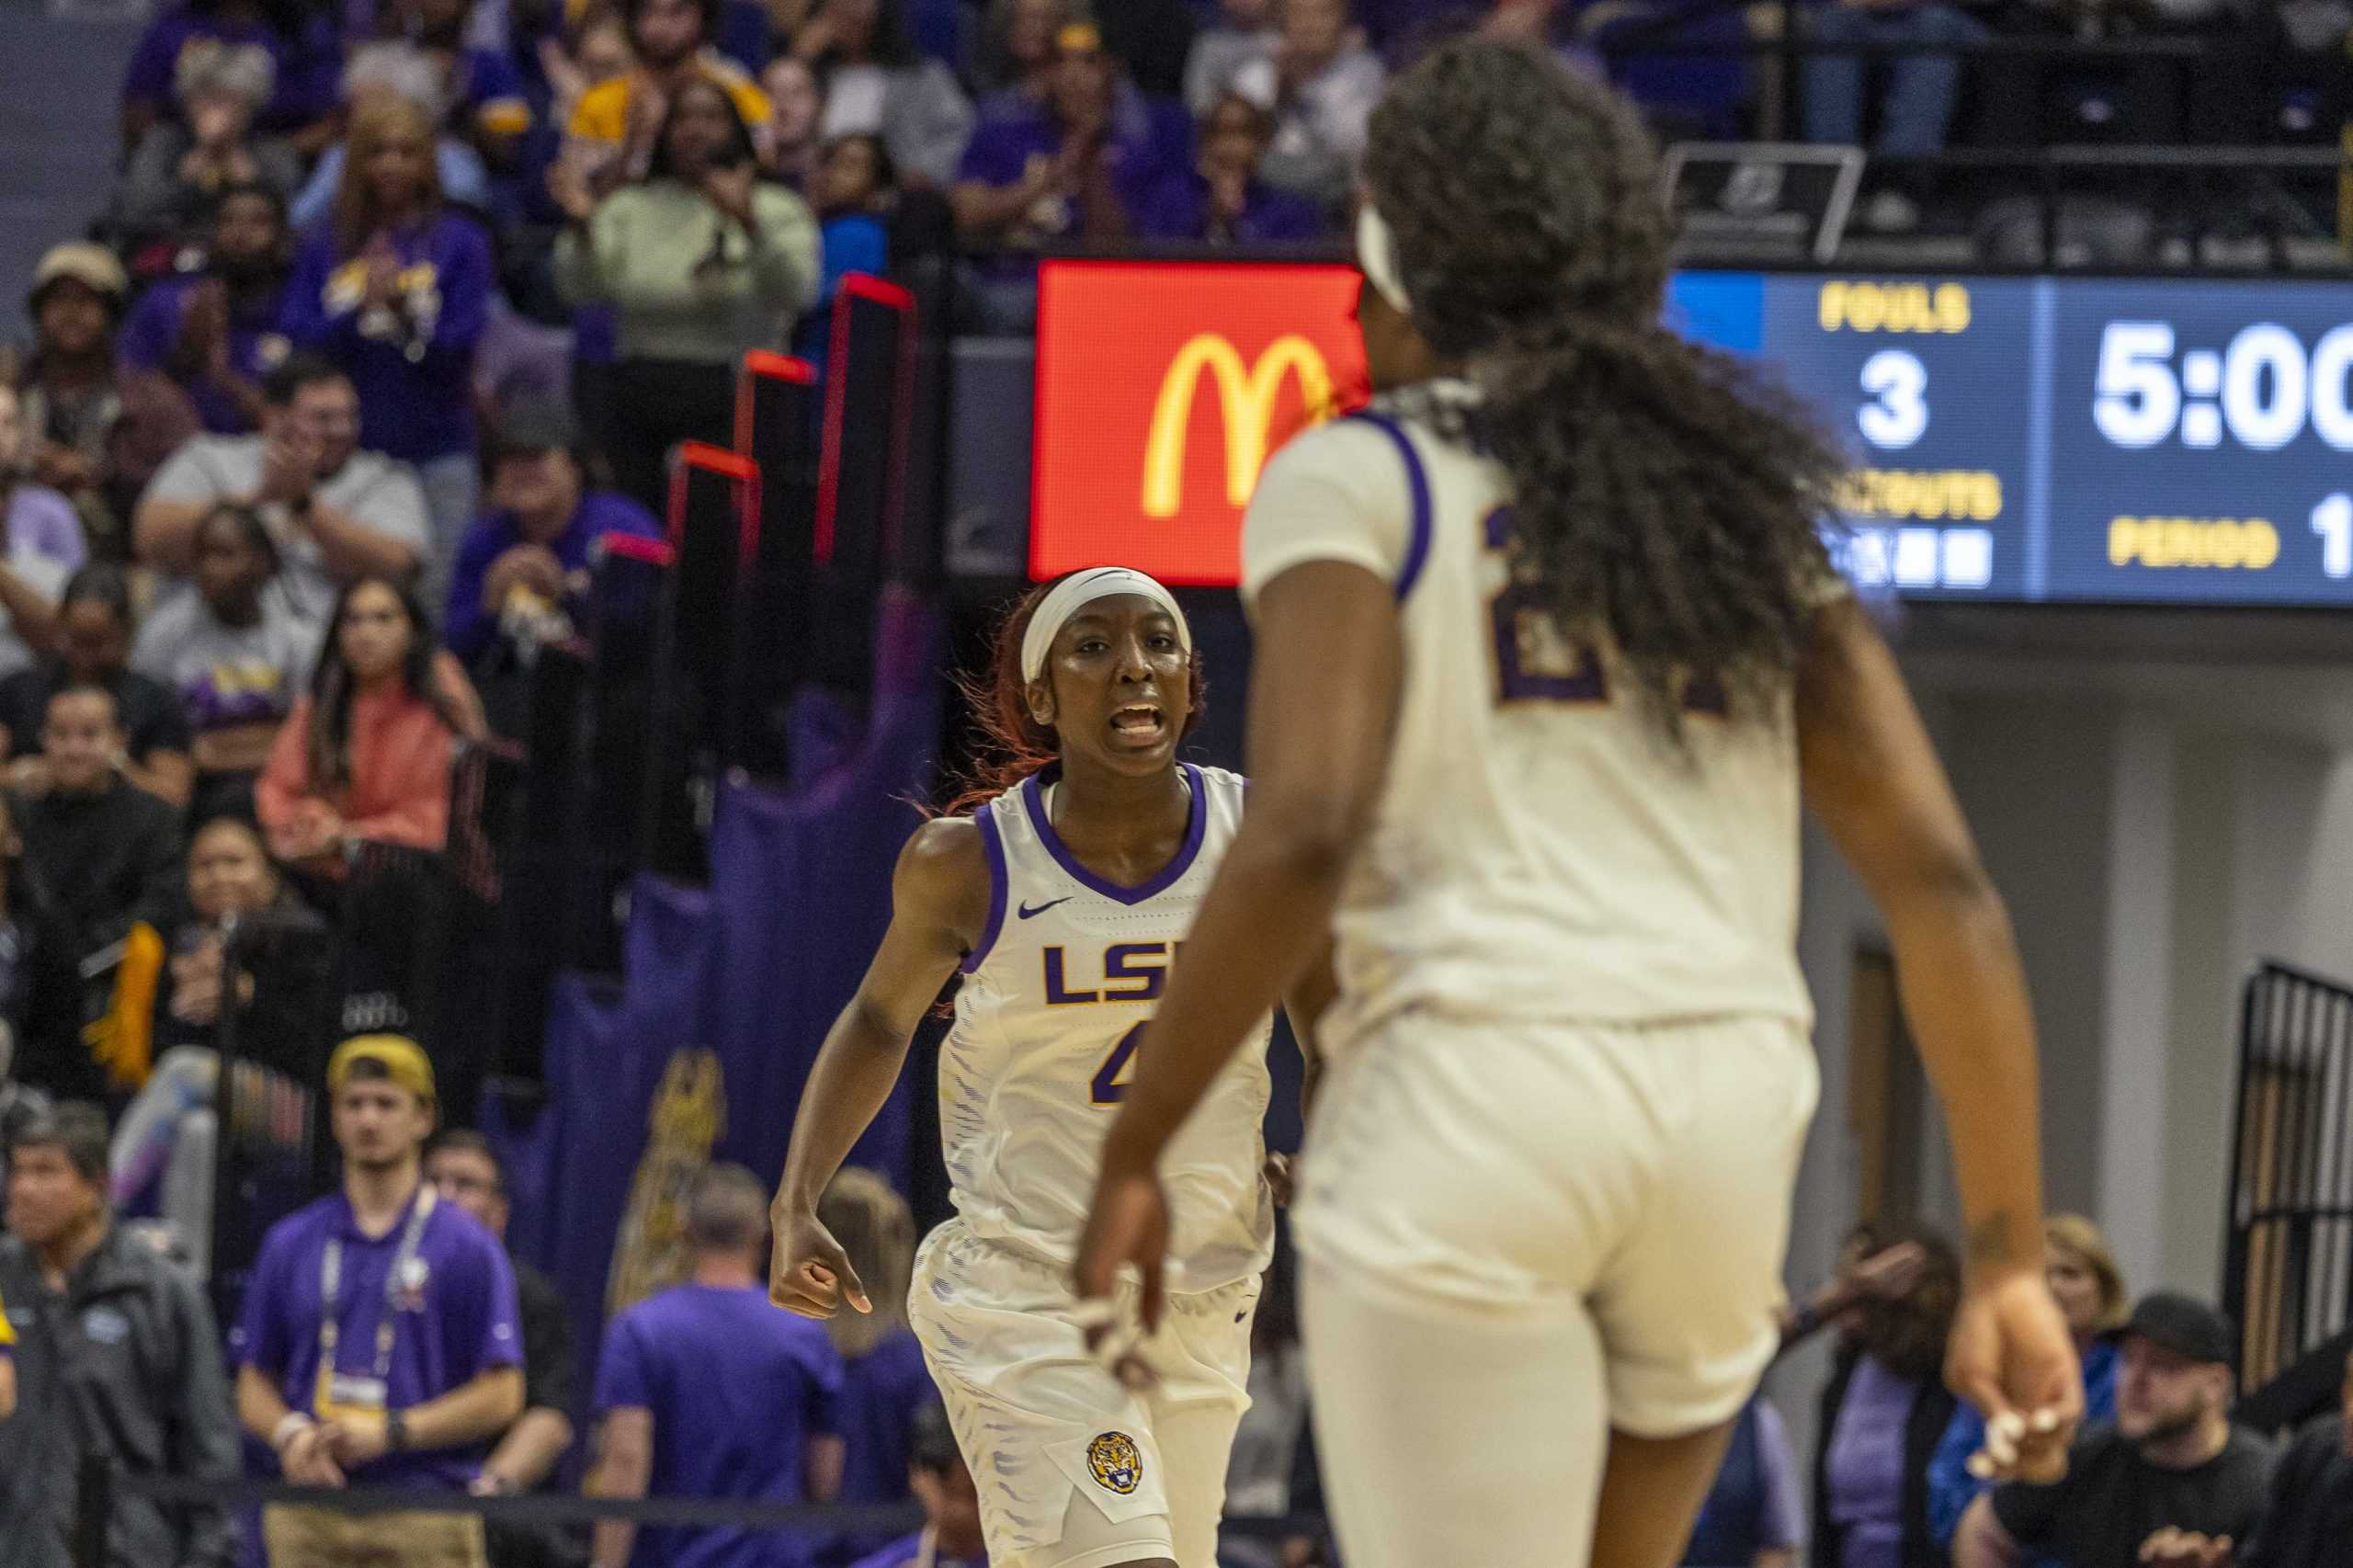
[1032,260,1368,585]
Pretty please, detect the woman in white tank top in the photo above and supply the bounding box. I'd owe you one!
[772,567,1305,1568]
[1075,36,2086,1568]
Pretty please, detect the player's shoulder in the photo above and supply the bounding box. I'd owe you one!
[894,812,995,927]
[1192,763,1248,801]
[1260,413,1411,489]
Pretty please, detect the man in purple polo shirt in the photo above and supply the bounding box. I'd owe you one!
[588,1163,846,1568]
[233,1035,525,1568]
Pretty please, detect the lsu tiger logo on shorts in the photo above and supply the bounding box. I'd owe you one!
[1086,1431,1142,1495]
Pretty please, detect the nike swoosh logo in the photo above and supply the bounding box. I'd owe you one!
[1017,897,1074,920]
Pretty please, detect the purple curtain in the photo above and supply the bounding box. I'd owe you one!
[506,595,941,1398]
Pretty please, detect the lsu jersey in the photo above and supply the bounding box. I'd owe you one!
[1241,388,1824,1053]
[944,762,1273,1294]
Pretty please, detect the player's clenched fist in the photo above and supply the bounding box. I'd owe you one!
[767,1206,870,1318]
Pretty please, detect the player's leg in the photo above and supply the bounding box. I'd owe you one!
[1585,1016,1819,1568]
[909,1221,1185,1568]
[1146,1274,1262,1568]
[1301,1260,1609,1568]
[1289,1018,1650,1568]
[1587,1424,1739,1568]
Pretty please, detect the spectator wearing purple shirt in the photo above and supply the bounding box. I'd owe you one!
[1136,91,1327,245]
[951,23,1162,326]
[588,1163,847,1568]
[119,184,296,437]
[1813,1225,1961,1568]
[233,1035,525,1568]
[814,1170,938,1568]
[284,96,494,603]
[120,0,342,153]
[445,398,659,716]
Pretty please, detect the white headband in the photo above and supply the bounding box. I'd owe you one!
[1356,203,1413,316]
[1020,568,1192,685]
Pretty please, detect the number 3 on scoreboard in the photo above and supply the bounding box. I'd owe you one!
[1091,1022,1148,1106]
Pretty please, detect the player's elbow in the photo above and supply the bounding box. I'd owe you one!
[1247,782,1377,884]
[1881,843,2007,935]
[1258,817,1363,887]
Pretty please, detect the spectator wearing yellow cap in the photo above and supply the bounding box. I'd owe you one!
[232,1034,525,1568]
[951,22,1165,329]
[9,244,201,561]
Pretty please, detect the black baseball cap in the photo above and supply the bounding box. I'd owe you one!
[2107,1291,2235,1368]
[488,394,578,460]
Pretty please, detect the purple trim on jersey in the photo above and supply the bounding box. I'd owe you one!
[1346,411,1434,600]
[961,806,1008,974]
[1019,762,1207,907]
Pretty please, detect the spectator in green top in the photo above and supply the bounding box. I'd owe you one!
[550,75,820,510]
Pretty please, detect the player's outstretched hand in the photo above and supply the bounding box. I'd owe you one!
[769,1209,870,1319]
[1949,1267,2084,1483]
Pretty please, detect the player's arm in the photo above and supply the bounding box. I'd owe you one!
[1080,561,1400,1319]
[770,817,986,1315]
[1284,934,1337,1124]
[1796,598,2080,1460]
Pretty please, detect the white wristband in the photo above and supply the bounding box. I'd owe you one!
[272,1413,314,1451]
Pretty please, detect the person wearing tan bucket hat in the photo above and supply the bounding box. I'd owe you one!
[12,243,199,559]
[230,1031,526,1568]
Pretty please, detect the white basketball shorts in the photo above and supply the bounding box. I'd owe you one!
[1291,1011,1819,1568]
[908,1219,1258,1568]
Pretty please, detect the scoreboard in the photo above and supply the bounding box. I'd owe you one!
[1672,272,2353,606]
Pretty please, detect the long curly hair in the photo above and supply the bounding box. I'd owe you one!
[1364,40,1842,741]
[942,575,1208,815]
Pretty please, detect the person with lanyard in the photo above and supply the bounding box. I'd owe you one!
[232,1035,525,1568]
[0,1273,13,1423]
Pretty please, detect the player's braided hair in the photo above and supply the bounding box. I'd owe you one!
[942,575,1209,814]
[1364,39,1844,742]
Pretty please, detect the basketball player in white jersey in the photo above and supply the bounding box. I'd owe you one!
[769,567,1291,1568]
[1075,39,2085,1568]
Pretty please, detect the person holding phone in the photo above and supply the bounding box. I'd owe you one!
[551,74,820,511]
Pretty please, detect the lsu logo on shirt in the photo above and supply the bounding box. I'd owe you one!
[1039,942,1181,1006]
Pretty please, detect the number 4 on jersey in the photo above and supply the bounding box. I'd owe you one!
[1091,1022,1148,1106]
